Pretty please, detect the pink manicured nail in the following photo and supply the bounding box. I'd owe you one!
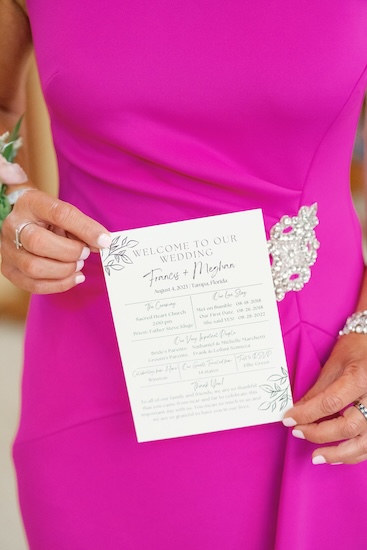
[331,462,343,465]
[312,455,327,465]
[282,417,297,427]
[75,274,86,285]
[75,260,84,272]
[292,429,305,439]
[97,233,112,249]
[79,247,90,260]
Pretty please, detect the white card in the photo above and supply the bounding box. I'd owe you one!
[101,210,292,442]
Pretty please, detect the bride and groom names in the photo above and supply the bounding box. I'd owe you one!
[134,234,237,288]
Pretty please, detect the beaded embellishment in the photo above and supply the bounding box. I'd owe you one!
[339,311,367,336]
[268,203,320,301]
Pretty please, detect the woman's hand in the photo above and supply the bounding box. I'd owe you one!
[1,189,112,293]
[283,333,367,465]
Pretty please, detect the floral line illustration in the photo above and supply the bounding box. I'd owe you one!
[258,367,291,412]
[102,235,139,276]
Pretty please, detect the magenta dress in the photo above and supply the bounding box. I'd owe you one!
[14,2,367,548]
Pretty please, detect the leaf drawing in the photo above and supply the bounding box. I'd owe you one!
[102,234,139,276]
[125,239,139,248]
[259,384,273,394]
[258,366,291,413]
[121,254,133,265]
[279,399,288,412]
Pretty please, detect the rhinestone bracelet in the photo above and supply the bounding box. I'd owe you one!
[339,311,367,336]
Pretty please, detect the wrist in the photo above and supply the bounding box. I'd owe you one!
[7,186,37,205]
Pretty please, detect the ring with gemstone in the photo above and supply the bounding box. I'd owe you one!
[354,401,367,422]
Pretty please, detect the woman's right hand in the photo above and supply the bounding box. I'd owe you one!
[1,189,112,294]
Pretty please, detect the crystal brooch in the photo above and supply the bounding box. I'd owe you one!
[268,203,320,301]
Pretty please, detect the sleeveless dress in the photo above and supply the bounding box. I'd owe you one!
[13,2,367,548]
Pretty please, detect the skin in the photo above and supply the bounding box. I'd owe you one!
[1,0,367,464]
[0,0,112,293]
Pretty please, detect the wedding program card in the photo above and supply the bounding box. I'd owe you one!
[101,210,292,442]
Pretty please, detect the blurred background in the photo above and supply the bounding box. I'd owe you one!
[0,56,58,550]
[0,57,366,548]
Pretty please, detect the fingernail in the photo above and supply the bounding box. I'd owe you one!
[75,274,86,285]
[331,462,343,465]
[79,247,91,260]
[312,455,327,465]
[97,233,112,249]
[75,260,84,272]
[282,417,297,427]
[292,429,305,439]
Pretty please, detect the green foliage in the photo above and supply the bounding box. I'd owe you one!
[0,188,11,229]
[0,116,24,227]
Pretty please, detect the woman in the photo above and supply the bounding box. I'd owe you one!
[1,1,367,548]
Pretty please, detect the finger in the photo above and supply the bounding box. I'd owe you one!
[14,249,85,280]
[294,360,343,406]
[11,223,91,262]
[283,370,364,426]
[16,191,112,250]
[65,230,100,253]
[292,405,366,444]
[282,353,343,427]
[2,264,86,294]
[52,226,67,237]
[312,433,367,465]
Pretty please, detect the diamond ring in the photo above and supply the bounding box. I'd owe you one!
[354,401,367,422]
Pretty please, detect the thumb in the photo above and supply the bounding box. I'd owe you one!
[294,357,343,407]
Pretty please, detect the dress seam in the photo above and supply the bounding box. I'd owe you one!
[300,319,337,340]
[13,409,128,448]
[281,317,336,340]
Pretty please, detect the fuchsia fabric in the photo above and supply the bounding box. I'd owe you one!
[14,2,367,548]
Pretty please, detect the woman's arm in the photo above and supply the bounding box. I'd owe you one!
[0,0,33,190]
[282,102,367,466]
[283,266,367,464]
[0,0,112,293]
[0,0,32,115]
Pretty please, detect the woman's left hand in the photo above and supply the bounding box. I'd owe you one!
[283,333,367,465]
